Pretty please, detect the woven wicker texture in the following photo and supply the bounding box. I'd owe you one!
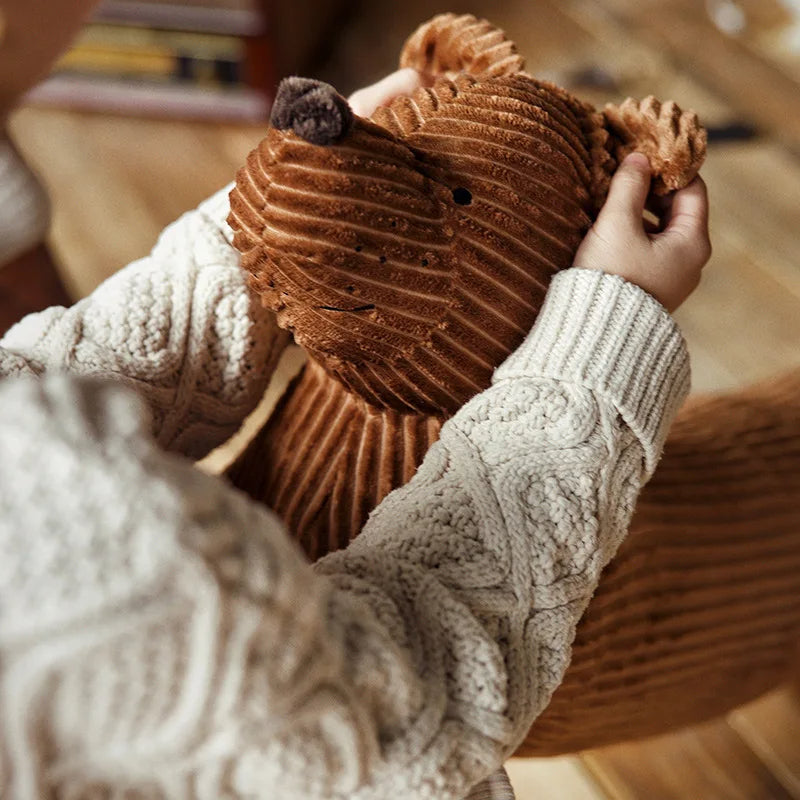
[225,13,800,755]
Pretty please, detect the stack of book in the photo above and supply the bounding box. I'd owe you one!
[27,0,339,120]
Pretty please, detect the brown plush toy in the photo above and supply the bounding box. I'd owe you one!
[226,14,800,757]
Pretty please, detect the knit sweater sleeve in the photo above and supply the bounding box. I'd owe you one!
[0,184,290,458]
[0,269,689,800]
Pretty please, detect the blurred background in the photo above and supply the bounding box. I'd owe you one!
[6,0,800,796]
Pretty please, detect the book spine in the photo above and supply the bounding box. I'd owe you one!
[58,51,248,87]
[27,1,290,120]
[56,23,257,87]
[95,1,266,37]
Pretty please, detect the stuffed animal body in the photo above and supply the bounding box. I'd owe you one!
[227,13,705,555]
[226,14,800,755]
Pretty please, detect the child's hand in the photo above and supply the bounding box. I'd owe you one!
[348,68,424,117]
[574,152,712,312]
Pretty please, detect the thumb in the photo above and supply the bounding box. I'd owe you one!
[600,152,652,226]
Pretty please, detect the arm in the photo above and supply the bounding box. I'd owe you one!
[0,185,290,458]
[0,267,688,800]
[0,70,425,458]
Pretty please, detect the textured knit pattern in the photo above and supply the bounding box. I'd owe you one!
[463,769,515,800]
[0,185,289,458]
[524,366,800,754]
[0,137,50,266]
[0,223,689,798]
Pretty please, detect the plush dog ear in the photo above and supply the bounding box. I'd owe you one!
[269,77,354,146]
[602,96,707,195]
[399,13,525,82]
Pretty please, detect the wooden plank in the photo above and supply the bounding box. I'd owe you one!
[728,687,800,796]
[535,0,731,120]
[699,141,800,296]
[674,233,800,385]
[582,719,796,800]
[704,0,800,80]
[9,107,262,294]
[672,0,800,85]
[668,140,800,389]
[11,109,165,294]
[506,756,608,800]
[591,0,800,151]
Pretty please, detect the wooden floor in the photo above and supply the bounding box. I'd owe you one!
[9,0,800,796]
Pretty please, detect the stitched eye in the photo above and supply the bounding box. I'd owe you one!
[452,187,472,205]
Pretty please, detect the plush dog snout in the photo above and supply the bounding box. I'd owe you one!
[270,77,354,145]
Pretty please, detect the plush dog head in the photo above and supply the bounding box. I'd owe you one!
[228,14,705,416]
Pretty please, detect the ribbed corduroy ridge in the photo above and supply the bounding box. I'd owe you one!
[227,359,442,559]
[228,73,600,416]
[399,13,525,80]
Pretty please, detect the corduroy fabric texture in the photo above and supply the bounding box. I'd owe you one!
[226,12,705,558]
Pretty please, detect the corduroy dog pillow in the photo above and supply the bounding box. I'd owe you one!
[226,14,800,755]
[226,12,705,549]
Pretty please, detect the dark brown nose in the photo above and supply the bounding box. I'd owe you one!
[270,77,354,145]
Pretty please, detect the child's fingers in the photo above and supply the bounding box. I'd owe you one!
[348,68,423,117]
[658,176,712,265]
[601,153,652,228]
[663,176,710,239]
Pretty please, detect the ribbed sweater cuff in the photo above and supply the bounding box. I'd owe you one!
[493,268,690,475]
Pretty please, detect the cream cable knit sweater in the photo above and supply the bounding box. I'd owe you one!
[0,186,690,800]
